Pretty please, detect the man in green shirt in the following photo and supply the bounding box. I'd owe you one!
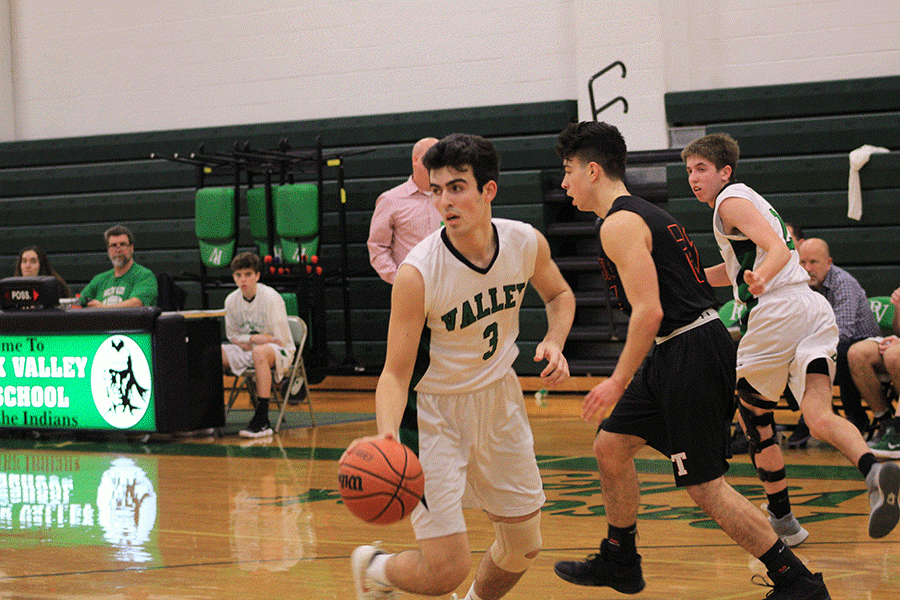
[74,225,158,308]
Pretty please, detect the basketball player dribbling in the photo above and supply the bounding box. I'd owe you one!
[552,121,832,600]
[344,133,576,600]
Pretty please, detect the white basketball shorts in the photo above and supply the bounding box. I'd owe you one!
[410,369,545,540]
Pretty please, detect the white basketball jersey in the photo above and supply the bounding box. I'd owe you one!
[402,219,538,395]
[712,183,809,304]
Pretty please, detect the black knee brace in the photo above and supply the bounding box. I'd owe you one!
[736,401,786,483]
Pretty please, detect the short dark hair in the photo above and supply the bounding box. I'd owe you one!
[422,133,499,192]
[230,251,261,273]
[784,221,804,241]
[556,121,627,182]
[104,224,134,245]
[680,132,740,174]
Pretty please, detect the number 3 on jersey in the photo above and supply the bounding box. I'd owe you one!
[483,322,498,360]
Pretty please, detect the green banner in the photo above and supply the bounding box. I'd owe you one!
[0,332,155,431]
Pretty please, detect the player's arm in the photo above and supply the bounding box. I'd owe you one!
[374,263,426,437]
[704,262,731,287]
[528,229,575,387]
[718,196,790,296]
[582,212,662,422]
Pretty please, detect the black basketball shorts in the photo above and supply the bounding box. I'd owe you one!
[602,318,737,487]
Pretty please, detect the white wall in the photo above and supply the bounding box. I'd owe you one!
[5,0,900,150]
[0,0,14,140]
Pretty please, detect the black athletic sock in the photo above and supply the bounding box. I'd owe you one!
[858,452,878,479]
[255,397,270,419]
[758,540,812,581]
[766,489,792,519]
[605,523,638,563]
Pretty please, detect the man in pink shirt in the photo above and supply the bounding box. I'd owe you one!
[367,137,440,284]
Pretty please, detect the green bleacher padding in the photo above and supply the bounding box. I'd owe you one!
[0,101,578,170]
[666,75,900,126]
[868,297,896,334]
[195,187,236,268]
[275,183,319,262]
[708,112,900,159]
[667,153,900,199]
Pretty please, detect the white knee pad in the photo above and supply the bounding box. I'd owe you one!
[488,513,542,573]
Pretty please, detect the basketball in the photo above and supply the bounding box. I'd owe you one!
[338,437,424,525]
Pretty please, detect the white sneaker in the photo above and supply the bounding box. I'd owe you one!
[762,504,809,547]
[351,544,395,600]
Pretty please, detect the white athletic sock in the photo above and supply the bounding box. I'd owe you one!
[464,581,484,600]
[367,552,393,589]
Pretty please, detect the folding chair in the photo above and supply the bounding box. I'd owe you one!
[273,316,315,430]
[224,316,314,431]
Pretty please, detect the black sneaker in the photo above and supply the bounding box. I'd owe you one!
[286,381,308,406]
[787,416,811,449]
[753,571,831,600]
[239,412,273,438]
[554,540,645,594]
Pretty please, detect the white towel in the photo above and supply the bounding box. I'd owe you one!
[848,145,889,220]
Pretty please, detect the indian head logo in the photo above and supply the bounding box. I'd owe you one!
[90,335,152,429]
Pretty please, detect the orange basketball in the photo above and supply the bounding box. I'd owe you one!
[338,437,424,525]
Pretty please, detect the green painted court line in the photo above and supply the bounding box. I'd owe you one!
[0,436,869,482]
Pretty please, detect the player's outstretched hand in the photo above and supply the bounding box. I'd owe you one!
[743,269,766,296]
[582,378,625,423]
[535,340,570,388]
[341,432,395,463]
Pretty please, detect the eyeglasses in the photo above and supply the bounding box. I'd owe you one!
[107,242,132,249]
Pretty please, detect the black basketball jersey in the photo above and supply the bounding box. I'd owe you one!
[598,195,717,337]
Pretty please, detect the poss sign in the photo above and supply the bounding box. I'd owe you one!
[0,333,155,431]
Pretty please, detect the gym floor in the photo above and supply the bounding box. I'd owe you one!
[1,385,897,600]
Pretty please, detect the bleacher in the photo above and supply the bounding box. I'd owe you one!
[0,101,578,375]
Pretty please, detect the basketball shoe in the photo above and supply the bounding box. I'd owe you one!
[752,571,831,600]
[553,539,645,594]
[869,423,900,459]
[866,460,900,538]
[762,504,809,547]
[351,544,396,600]
[239,412,273,438]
